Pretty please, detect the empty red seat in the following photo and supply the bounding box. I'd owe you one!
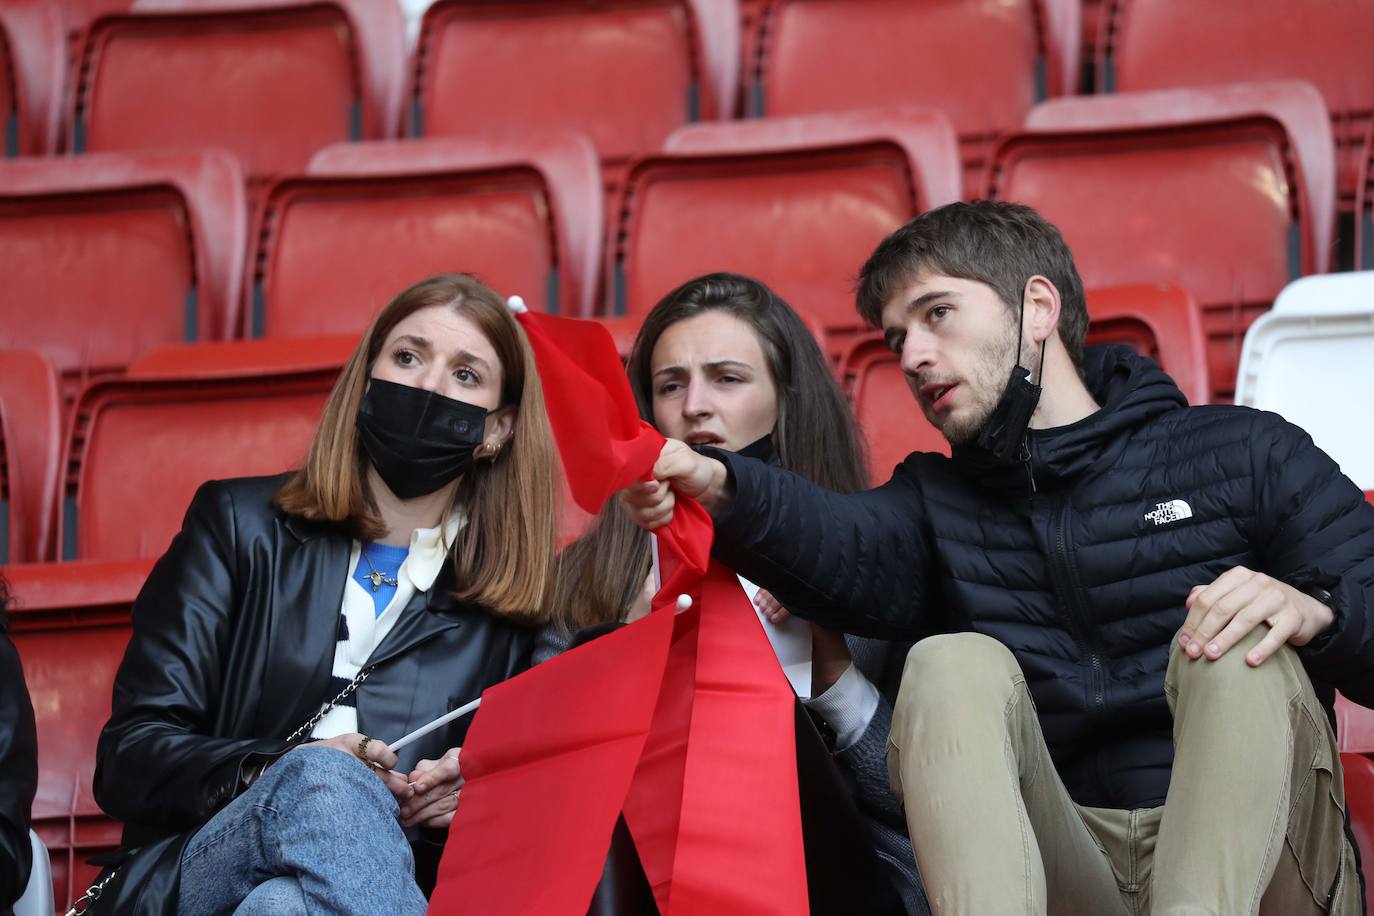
[745,0,1080,194]
[58,338,348,560]
[0,351,61,563]
[0,150,247,395]
[249,133,603,338]
[5,558,151,910]
[611,108,961,353]
[1084,284,1210,406]
[48,0,132,35]
[1338,693,1374,756]
[410,0,740,189]
[0,1,63,156]
[71,0,404,189]
[989,81,1335,402]
[1359,126,1373,269]
[1344,752,1374,913]
[1098,0,1374,220]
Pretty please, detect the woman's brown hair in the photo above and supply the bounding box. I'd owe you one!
[274,273,558,622]
[552,272,868,631]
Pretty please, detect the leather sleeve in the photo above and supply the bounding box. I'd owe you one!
[1251,414,1374,707]
[704,450,936,640]
[94,481,291,832]
[0,632,37,907]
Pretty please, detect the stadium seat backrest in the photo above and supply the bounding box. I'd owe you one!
[410,0,740,181]
[58,343,346,560]
[0,351,61,563]
[1099,0,1374,204]
[250,133,603,337]
[0,150,247,393]
[613,108,960,352]
[5,558,151,910]
[0,1,64,156]
[1083,284,1210,406]
[1343,753,1374,913]
[72,0,404,183]
[1235,303,1374,492]
[841,335,949,481]
[748,0,1079,193]
[1337,693,1374,756]
[991,81,1334,402]
[1360,127,1373,270]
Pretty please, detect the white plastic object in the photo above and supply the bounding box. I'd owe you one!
[13,830,53,916]
[1235,304,1374,489]
[676,594,693,611]
[506,294,528,314]
[1272,271,1374,314]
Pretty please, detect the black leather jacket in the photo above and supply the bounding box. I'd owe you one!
[0,617,38,909]
[91,475,534,914]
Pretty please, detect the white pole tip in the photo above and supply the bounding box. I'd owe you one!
[676,594,693,611]
[506,295,528,314]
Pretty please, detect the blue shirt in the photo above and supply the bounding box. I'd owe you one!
[353,542,409,617]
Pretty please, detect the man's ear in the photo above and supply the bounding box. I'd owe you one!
[484,405,517,447]
[1023,275,1062,346]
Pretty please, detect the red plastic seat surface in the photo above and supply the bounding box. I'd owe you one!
[842,336,949,481]
[614,109,960,354]
[1084,284,1210,406]
[0,351,61,562]
[59,351,345,560]
[991,82,1333,402]
[0,150,247,390]
[749,0,1079,193]
[249,134,603,337]
[1343,752,1374,913]
[73,1,404,183]
[1100,0,1374,206]
[5,558,151,911]
[411,0,739,178]
[0,1,64,156]
[1338,693,1374,756]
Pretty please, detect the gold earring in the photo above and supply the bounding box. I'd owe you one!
[479,440,503,461]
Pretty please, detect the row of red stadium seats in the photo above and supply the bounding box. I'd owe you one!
[3,82,1368,406]
[2,0,1373,204]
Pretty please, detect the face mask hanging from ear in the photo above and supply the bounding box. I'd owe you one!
[974,295,1046,463]
[356,379,490,500]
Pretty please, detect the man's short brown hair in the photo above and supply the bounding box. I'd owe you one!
[856,200,1089,368]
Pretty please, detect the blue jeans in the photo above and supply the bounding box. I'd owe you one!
[176,746,428,916]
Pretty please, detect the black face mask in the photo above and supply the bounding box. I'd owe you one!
[974,301,1044,464]
[356,378,490,500]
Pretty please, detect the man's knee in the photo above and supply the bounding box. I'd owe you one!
[1167,624,1305,700]
[900,632,1023,698]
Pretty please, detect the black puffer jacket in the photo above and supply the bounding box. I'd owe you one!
[709,346,1374,810]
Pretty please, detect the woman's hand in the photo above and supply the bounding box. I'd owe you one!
[619,440,731,530]
[753,589,791,625]
[399,747,464,829]
[296,732,412,802]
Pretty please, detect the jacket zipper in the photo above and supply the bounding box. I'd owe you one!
[1049,495,1106,709]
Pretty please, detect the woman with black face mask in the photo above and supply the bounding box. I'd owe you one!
[545,273,930,916]
[86,274,559,916]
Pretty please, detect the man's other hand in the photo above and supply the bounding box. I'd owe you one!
[1179,566,1334,666]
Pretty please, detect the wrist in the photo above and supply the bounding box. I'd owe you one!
[698,458,732,515]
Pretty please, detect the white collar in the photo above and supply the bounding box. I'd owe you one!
[402,513,466,592]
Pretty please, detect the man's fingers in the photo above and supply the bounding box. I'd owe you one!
[1245,621,1293,667]
[1180,567,1255,655]
[1191,573,1268,654]
[1200,588,1284,660]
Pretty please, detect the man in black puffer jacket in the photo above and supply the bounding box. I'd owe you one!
[625,202,1374,915]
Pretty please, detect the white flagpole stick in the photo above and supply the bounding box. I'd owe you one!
[651,532,662,591]
[388,696,482,754]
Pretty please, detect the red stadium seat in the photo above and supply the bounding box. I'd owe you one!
[58,339,348,560]
[1084,284,1210,406]
[841,336,948,481]
[0,1,64,156]
[612,108,961,354]
[0,351,61,563]
[1358,124,1373,270]
[1338,693,1374,756]
[5,558,151,911]
[989,81,1335,403]
[0,150,247,395]
[1098,0,1374,221]
[410,0,740,190]
[71,0,404,189]
[1344,753,1374,914]
[47,0,132,35]
[249,133,603,338]
[746,0,1080,195]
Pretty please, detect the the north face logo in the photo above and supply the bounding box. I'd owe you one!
[1144,499,1193,526]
